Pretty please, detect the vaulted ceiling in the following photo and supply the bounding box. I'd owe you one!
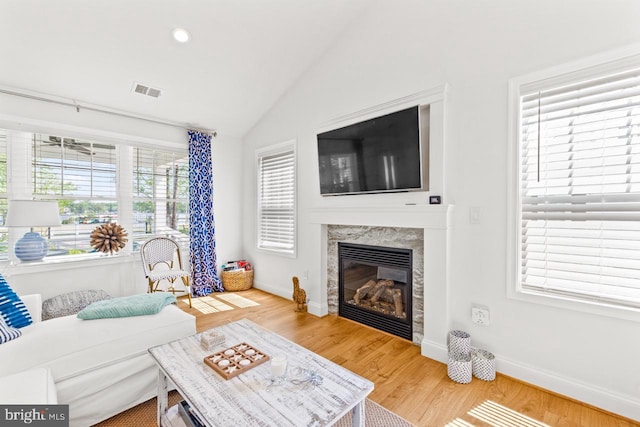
[1,0,371,138]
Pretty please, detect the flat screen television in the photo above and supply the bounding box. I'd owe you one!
[317,106,428,196]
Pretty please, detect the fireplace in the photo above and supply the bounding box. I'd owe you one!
[338,242,412,340]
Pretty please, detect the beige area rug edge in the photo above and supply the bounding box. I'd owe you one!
[95,392,415,427]
[334,398,416,427]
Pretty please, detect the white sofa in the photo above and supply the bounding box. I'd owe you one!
[0,367,57,404]
[0,294,196,426]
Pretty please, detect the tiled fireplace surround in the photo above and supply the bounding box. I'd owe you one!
[327,225,424,343]
[309,204,452,361]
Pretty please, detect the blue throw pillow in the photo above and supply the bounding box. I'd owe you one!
[0,274,32,328]
[0,316,21,344]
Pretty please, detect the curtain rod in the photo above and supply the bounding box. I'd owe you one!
[0,88,217,138]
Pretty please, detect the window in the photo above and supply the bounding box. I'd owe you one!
[132,147,189,250]
[32,134,117,256]
[511,55,640,311]
[0,128,189,261]
[257,141,296,256]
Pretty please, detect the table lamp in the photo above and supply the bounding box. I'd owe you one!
[6,200,61,262]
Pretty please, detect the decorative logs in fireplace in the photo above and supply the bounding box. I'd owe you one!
[338,242,412,340]
[349,279,405,319]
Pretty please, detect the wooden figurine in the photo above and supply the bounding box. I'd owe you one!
[292,276,307,313]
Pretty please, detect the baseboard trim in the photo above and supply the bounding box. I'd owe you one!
[306,301,323,317]
[421,339,640,422]
[252,283,323,316]
[421,338,447,363]
[497,354,640,422]
[252,283,287,302]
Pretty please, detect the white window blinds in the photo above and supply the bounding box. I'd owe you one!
[132,147,189,248]
[257,144,296,255]
[33,135,117,199]
[31,134,118,256]
[518,66,640,308]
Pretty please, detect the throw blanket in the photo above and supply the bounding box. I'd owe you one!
[77,293,177,320]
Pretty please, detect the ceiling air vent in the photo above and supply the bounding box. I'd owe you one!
[147,87,162,98]
[132,82,162,98]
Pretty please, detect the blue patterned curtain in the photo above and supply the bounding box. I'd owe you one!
[188,130,223,295]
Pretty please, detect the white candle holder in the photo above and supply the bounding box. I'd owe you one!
[269,354,288,386]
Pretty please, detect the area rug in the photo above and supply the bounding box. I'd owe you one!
[334,399,415,427]
[95,391,414,426]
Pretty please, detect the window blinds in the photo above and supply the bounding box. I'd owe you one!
[519,67,640,308]
[31,134,118,256]
[133,148,189,200]
[132,147,189,246]
[32,135,117,198]
[258,148,295,253]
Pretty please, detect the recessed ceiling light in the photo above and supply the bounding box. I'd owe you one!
[172,28,190,43]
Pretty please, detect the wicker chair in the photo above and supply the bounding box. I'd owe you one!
[140,237,192,308]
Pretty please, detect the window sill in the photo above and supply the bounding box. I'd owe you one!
[256,246,297,259]
[507,286,640,323]
[1,252,138,276]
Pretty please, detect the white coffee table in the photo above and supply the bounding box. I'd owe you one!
[149,318,374,427]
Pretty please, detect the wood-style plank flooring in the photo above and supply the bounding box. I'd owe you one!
[169,289,637,426]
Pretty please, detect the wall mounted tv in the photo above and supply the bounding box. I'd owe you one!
[317,105,429,196]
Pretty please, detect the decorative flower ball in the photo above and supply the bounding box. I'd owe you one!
[90,223,128,254]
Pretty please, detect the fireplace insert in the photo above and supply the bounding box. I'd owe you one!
[338,242,412,340]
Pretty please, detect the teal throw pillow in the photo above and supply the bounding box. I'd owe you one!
[77,293,177,320]
[0,273,32,328]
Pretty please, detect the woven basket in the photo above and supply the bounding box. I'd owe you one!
[472,348,496,381]
[221,269,254,291]
[447,353,472,384]
[447,330,471,358]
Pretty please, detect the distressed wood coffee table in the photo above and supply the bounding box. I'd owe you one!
[149,318,374,427]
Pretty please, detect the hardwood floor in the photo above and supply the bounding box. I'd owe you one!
[174,289,636,427]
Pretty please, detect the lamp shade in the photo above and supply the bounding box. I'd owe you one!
[6,200,61,227]
[6,200,61,262]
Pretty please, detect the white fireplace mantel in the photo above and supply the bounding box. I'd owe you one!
[309,203,453,363]
[308,204,452,229]
[306,87,451,361]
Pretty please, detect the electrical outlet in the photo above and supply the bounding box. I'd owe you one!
[471,304,490,325]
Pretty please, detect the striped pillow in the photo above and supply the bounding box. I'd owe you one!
[0,274,32,328]
[0,316,21,344]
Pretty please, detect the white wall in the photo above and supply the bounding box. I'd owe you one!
[0,93,244,300]
[242,0,640,420]
[210,132,245,266]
